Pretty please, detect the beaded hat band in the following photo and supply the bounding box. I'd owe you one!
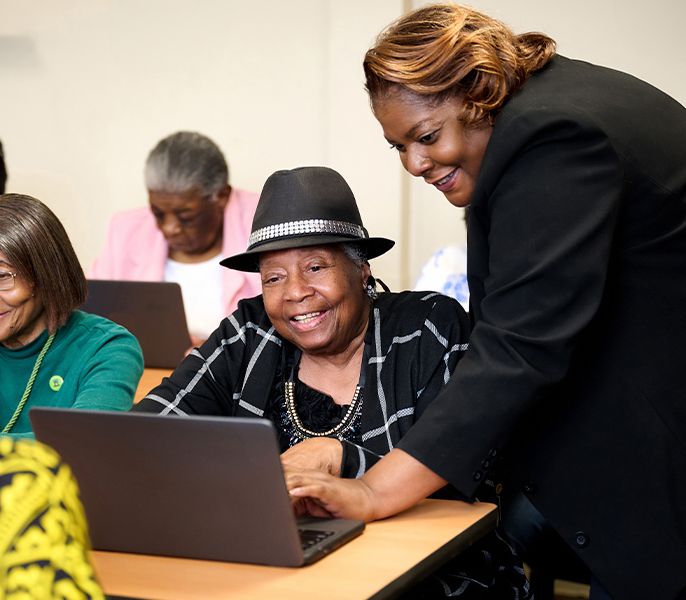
[247,219,366,249]
[221,166,394,272]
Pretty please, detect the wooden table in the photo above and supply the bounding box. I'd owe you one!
[134,368,172,403]
[92,499,497,600]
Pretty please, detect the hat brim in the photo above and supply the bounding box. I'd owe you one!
[220,234,395,272]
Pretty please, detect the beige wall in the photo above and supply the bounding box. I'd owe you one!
[1,0,684,290]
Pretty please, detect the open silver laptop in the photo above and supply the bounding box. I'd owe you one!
[30,408,364,566]
[81,280,192,369]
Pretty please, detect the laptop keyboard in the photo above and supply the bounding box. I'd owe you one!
[298,528,335,550]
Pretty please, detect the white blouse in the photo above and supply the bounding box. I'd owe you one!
[164,254,224,341]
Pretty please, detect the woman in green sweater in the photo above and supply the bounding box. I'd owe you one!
[0,193,144,438]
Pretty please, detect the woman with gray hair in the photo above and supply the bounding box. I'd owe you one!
[91,131,260,346]
[0,194,143,438]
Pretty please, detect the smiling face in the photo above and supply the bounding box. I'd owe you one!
[148,187,229,263]
[259,245,371,357]
[0,253,48,348]
[372,88,493,208]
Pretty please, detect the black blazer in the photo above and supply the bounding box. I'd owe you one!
[398,56,686,599]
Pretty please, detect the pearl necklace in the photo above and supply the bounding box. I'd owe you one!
[284,380,362,439]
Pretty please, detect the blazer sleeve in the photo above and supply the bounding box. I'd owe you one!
[397,111,625,498]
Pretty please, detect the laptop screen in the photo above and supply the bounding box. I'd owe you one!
[82,279,192,368]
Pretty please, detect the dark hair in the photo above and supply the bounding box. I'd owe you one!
[0,194,87,332]
[0,141,7,194]
[364,3,556,126]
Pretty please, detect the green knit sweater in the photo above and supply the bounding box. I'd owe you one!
[0,310,143,438]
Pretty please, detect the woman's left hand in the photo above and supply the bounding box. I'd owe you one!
[280,437,343,477]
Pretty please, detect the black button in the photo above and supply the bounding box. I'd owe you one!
[481,459,492,469]
[574,531,589,548]
[495,483,504,495]
[488,448,498,458]
[523,481,536,494]
[473,470,483,481]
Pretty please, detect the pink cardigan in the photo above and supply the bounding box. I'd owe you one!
[90,187,261,316]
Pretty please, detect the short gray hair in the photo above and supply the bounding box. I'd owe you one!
[340,242,368,267]
[144,131,229,196]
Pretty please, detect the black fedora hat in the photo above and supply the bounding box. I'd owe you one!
[221,166,395,272]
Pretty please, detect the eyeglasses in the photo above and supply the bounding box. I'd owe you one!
[0,270,17,291]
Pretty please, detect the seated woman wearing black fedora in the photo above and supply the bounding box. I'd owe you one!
[134,166,529,598]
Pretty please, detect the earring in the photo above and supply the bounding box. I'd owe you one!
[365,281,378,300]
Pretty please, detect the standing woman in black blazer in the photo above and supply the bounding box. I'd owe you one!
[287,4,686,599]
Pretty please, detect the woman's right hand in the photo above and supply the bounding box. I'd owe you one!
[285,448,448,522]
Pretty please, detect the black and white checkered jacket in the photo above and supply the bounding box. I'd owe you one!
[134,291,470,476]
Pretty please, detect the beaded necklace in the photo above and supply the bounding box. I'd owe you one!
[2,332,56,433]
[285,343,368,440]
[284,380,362,438]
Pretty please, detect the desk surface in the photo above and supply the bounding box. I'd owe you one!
[92,499,497,600]
[134,368,171,403]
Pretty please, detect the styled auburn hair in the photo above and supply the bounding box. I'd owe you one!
[364,3,556,126]
[0,194,87,332]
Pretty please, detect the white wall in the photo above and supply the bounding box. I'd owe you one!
[1,0,684,290]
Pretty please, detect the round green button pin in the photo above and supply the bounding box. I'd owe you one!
[49,375,64,391]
